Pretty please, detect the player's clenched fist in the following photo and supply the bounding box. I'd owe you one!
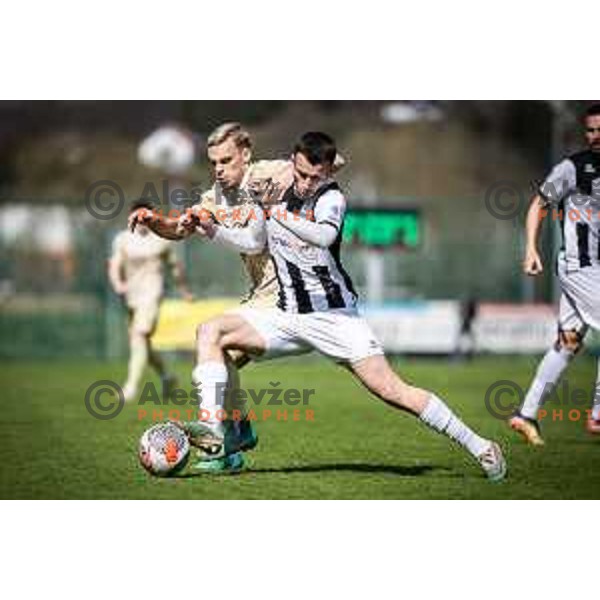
[176,209,199,236]
[176,207,217,238]
[523,248,543,276]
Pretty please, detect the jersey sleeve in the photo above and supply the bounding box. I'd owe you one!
[212,206,267,254]
[539,159,577,205]
[271,188,343,249]
[314,189,346,231]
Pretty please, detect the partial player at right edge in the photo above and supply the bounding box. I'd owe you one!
[511,103,600,445]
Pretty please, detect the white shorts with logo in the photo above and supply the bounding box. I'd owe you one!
[558,260,600,335]
[235,307,384,364]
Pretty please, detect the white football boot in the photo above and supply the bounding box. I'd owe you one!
[477,441,507,482]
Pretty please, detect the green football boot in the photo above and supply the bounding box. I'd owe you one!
[189,451,245,475]
[235,419,259,453]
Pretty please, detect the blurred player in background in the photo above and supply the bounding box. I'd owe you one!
[511,103,600,444]
[183,131,507,480]
[109,201,193,401]
[454,296,478,361]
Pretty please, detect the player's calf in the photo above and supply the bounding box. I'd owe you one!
[189,314,264,463]
[512,329,582,440]
[349,355,428,414]
[350,356,506,481]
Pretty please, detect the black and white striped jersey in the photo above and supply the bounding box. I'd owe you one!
[540,150,600,271]
[266,182,358,314]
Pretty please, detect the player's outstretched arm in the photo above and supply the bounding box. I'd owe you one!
[272,214,338,248]
[204,206,267,255]
[151,215,192,240]
[129,208,193,241]
[523,194,546,276]
[270,189,344,248]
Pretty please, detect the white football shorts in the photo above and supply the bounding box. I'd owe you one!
[235,307,384,364]
[128,299,161,336]
[558,260,600,334]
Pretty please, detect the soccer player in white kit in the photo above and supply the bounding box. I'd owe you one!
[189,131,507,480]
[108,201,192,402]
[511,103,600,445]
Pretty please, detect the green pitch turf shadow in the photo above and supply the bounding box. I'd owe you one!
[177,463,440,478]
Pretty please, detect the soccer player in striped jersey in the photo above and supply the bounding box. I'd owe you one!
[511,103,600,444]
[130,123,337,471]
[190,131,507,480]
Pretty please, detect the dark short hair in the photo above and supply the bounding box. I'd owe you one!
[294,131,337,166]
[584,103,600,119]
[129,198,156,214]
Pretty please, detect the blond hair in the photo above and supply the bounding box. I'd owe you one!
[207,122,252,150]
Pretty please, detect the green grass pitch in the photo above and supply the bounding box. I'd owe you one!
[1,355,599,499]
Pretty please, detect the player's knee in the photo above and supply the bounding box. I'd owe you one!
[555,329,584,353]
[130,328,148,343]
[374,377,403,401]
[196,319,223,348]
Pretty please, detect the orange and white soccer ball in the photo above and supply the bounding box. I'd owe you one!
[138,423,190,477]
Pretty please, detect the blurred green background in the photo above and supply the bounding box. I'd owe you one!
[0,101,591,359]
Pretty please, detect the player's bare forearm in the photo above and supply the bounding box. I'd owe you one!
[522,195,546,275]
[525,194,546,252]
[146,215,191,241]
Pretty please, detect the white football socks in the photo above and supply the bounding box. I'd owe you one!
[192,361,229,427]
[520,347,573,420]
[124,335,149,397]
[592,356,600,421]
[420,393,489,458]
